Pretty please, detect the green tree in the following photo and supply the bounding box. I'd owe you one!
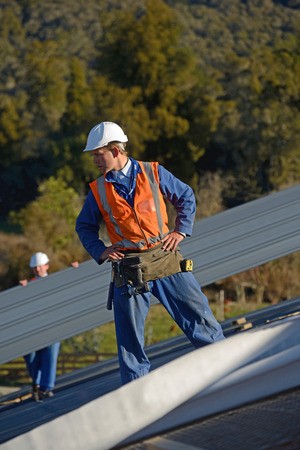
[62,57,94,129]
[1,0,300,218]
[0,2,27,165]
[174,0,300,203]
[93,0,222,183]
[10,176,87,268]
[198,32,300,204]
[0,0,104,215]
[24,39,69,134]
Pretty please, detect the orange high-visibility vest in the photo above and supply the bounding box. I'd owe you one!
[90,161,169,251]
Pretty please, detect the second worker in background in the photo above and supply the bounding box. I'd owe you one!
[21,252,60,401]
[76,121,225,385]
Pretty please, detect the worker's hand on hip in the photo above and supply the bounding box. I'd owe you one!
[161,231,184,252]
[100,245,124,262]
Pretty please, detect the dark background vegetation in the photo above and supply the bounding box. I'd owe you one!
[0,0,299,301]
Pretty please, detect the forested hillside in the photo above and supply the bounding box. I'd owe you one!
[0,0,299,291]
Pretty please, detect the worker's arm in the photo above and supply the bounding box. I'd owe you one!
[75,190,108,264]
[158,165,196,237]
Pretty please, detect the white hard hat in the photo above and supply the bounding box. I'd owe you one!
[83,121,128,152]
[29,252,49,268]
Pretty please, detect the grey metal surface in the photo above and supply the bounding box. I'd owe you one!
[118,316,300,449]
[0,184,299,364]
[0,261,113,364]
[187,182,300,285]
[1,313,299,449]
[0,298,299,446]
[122,387,300,450]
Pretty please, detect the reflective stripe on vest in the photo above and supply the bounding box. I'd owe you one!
[89,161,169,250]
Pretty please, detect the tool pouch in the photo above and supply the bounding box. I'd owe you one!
[112,245,193,293]
[123,245,187,283]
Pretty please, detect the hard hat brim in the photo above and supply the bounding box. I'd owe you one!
[83,137,128,152]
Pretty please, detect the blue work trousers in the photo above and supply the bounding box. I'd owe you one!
[113,272,224,384]
[24,342,60,391]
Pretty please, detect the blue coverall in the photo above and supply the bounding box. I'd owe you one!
[76,160,225,384]
[23,275,60,392]
[24,342,60,391]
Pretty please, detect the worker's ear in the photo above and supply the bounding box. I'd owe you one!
[110,145,120,157]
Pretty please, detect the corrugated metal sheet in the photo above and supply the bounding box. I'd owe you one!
[123,387,300,450]
[0,261,113,364]
[186,183,300,285]
[0,299,299,446]
[0,184,299,364]
[2,315,300,450]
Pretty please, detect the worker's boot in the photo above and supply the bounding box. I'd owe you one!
[32,384,40,402]
[39,390,54,400]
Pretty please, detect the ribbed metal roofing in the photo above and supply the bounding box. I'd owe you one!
[0,184,300,449]
[1,310,299,449]
[121,386,300,450]
[1,183,299,365]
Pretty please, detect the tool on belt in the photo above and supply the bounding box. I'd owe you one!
[113,256,151,296]
[106,245,193,309]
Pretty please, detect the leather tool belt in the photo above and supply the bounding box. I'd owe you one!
[112,244,193,295]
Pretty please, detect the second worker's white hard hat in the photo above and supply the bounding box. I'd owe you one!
[83,121,128,152]
[29,252,49,268]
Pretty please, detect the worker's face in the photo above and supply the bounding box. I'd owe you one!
[90,147,118,174]
[32,264,49,278]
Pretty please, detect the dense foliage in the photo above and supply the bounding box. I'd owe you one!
[0,0,299,290]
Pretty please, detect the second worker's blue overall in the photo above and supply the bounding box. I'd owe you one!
[24,343,60,391]
[23,273,60,392]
